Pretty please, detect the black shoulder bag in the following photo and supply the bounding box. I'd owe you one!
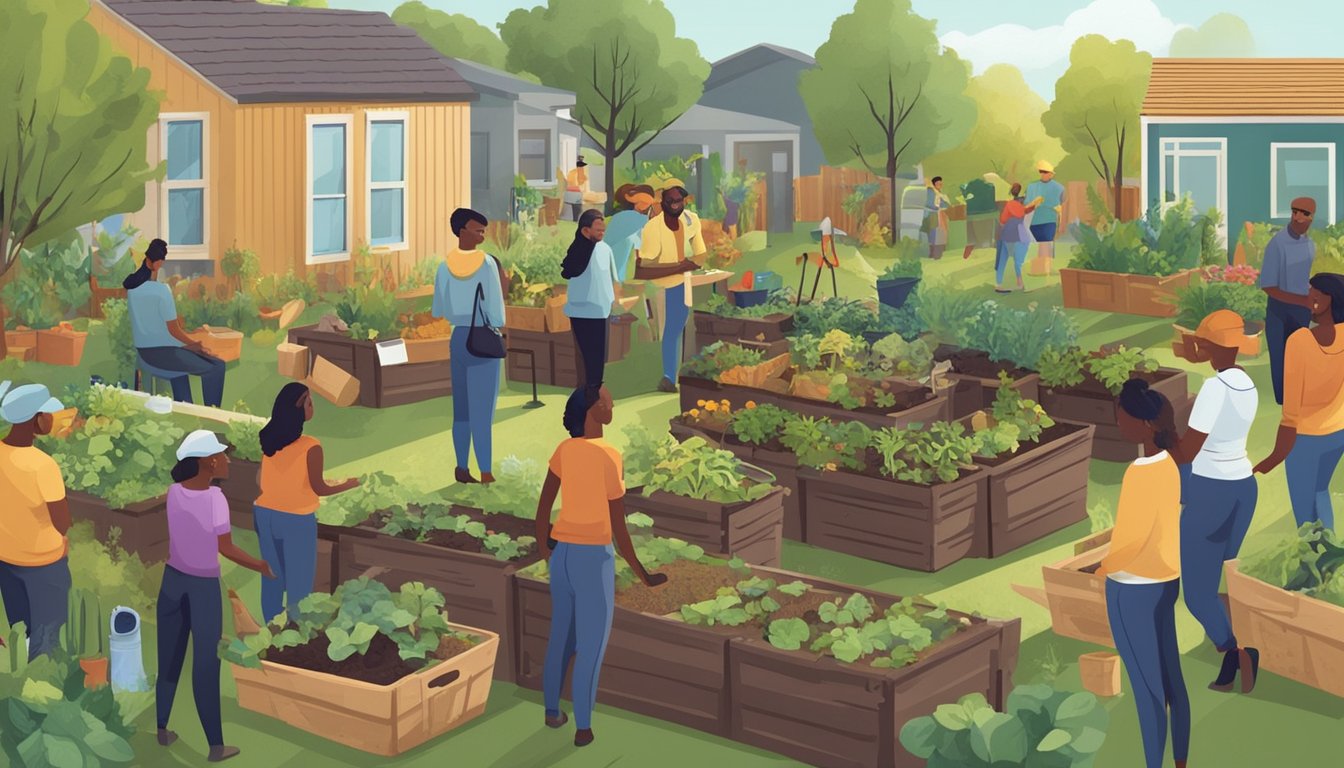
[466,281,506,359]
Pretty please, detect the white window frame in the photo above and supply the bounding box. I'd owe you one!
[306,114,354,265]
[1270,142,1336,224]
[365,110,409,252]
[1157,137,1228,244]
[159,112,210,260]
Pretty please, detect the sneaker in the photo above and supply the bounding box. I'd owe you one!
[657,378,678,393]
[157,729,178,747]
[208,746,241,763]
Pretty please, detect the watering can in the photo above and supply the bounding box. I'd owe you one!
[109,606,149,693]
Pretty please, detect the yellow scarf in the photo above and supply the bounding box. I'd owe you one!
[446,247,486,279]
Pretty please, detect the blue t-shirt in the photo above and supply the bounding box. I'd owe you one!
[1259,227,1314,297]
[565,241,617,320]
[127,282,183,349]
[603,210,646,284]
[432,258,505,328]
[1026,179,1066,226]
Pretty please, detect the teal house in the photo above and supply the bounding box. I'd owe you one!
[1142,59,1344,256]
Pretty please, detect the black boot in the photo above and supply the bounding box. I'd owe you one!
[1209,648,1239,692]
[1241,647,1260,694]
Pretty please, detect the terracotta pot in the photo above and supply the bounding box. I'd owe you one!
[1078,651,1121,697]
[80,656,110,689]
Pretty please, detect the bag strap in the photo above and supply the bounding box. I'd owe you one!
[470,282,488,330]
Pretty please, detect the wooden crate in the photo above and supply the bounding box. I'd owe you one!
[1226,560,1344,697]
[1015,531,1113,648]
[287,325,452,409]
[625,487,786,567]
[505,327,561,386]
[67,491,169,562]
[678,377,952,433]
[973,420,1095,556]
[231,623,497,756]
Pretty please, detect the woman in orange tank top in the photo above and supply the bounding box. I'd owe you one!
[252,383,359,622]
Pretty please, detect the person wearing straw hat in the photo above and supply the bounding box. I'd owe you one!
[1025,160,1065,276]
[155,430,273,763]
[0,382,72,661]
[1171,310,1260,693]
[634,183,704,393]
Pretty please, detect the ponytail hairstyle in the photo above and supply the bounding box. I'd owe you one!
[560,209,605,280]
[259,382,310,457]
[123,238,167,290]
[562,385,601,438]
[1117,378,1178,451]
[170,457,200,484]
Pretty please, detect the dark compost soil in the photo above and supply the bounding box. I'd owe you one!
[263,631,476,686]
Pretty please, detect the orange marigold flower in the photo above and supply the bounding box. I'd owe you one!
[696,400,707,407]
[689,409,701,417]
[745,401,757,409]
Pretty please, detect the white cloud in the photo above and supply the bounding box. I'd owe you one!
[939,0,1187,77]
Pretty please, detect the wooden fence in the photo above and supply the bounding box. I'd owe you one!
[793,165,894,234]
[1060,180,1142,227]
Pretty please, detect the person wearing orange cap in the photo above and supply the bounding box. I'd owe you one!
[1259,196,1317,404]
[1171,310,1260,693]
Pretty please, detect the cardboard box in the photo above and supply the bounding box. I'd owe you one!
[6,346,35,362]
[36,325,88,366]
[404,337,451,364]
[188,325,243,362]
[544,295,571,333]
[276,343,309,380]
[307,355,359,407]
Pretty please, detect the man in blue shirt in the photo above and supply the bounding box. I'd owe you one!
[1260,197,1317,404]
[1026,160,1066,276]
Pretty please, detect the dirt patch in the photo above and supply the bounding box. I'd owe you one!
[935,345,1032,380]
[972,420,1083,467]
[263,630,473,686]
[616,559,739,616]
[366,506,541,566]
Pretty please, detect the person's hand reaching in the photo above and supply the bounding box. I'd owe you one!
[643,572,668,587]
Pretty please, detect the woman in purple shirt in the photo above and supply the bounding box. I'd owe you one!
[156,430,273,763]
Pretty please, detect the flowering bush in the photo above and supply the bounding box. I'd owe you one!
[1201,264,1259,286]
[680,398,739,434]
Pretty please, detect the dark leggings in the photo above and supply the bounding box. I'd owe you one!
[571,317,608,388]
[156,566,224,746]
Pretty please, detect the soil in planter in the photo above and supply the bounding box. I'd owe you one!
[616,560,740,616]
[262,631,472,686]
[366,507,542,566]
[935,346,1031,380]
[972,422,1078,467]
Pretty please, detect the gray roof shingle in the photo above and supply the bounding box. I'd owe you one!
[102,0,476,104]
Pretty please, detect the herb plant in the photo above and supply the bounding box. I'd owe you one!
[1036,346,1087,389]
[1241,523,1344,608]
[1173,278,1267,328]
[872,422,977,485]
[315,471,410,527]
[730,403,790,446]
[702,290,796,319]
[972,373,1057,458]
[680,341,767,380]
[958,301,1078,371]
[638,436,775,504]
[877,238,924,281]
[1085,346,1159,394]
[917,281,990,346]
[334,283,400,340]
[224,413,263,463]
[0,651,138,767]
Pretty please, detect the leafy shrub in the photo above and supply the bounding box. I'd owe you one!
[334,284,400,340]
[729,402,790,446]
[101,298,136,386]
[781,416,869,472]
[857,212,892,248]
[872,422,978,485]
[917,281,990,346]
[900,685,1109,767]
[495,226,566,307]
[870,333,935,380]
[0,651,139,767]
[254,270,319,308]
[627,433,774,504]
[877,237,924,281]
[1237,221,1275,269]
[792,298,882,338]
[680,341,766,380]
[315,471,412,527]
[1172,278,1267,328]
[1241,523,1344,608]
[972,373,1056,457]
[224,415,263,463]
[92,223,142,286]
[221,247,261,295]
[3,232,92,330]
[1070,197,1220,276]
[64,522,158,621]
[841,182,881,219]
[1037,345,1087,389]
[959,301,1077,371]
[1085,346,1158,395]
[177,288,262,336]
[701,289,795,319]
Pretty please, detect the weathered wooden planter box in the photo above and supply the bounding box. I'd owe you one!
[231,623,498,756]
[550,316,640,387]
[288,325,452,408]
[971,419,1095,556]
[728,572,1021,768]
[68,491,169,562]
[626,487,786,567]
[934,345,1041,419]
[1038,368,1191,462]
[314,524,341,594]
[692,311,794,358]
[1060,267,1196,317]
[678,376,951,433]
[1226,560,1344,697]
[218,457,260,531]
[505,327,562,386]
[801,465,988,572]
[1014,530,1113,648]
[336,521,526,683]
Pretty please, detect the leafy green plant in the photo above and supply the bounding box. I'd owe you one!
[92,223,141,286]
[634,435,774,504]
[792,298,883,338]
[512,174,545,220]
[1172,278,1267,328]
[3,232,92,330]
[901,686,1109,768]
[780,416,869,472]
[224,413,263,463]
[253,270,319,308]
[872,422,977,485]
[765,596,960,667]
[972,372,1057,458]
[335,283,400,340]
[917,281,991,346]
[877,238,924,281]
[441,456,543,516]
[680,341,767,380]
[315,471,411,527]
[1085,346,1158,395]
[680,594,752,627]
[221,246,261,295]
[730,403,791,446]
[64,522,158,622]
[870,333,934,379]
[100,298,136,386]
[1241,523,1344,607]
[959,301,1078,371]
[0,651,138,767]
[1036,345,1087,389]
[1087,501,1114,533]
[841,181,881,219]
[1070,197,1219,276]
[379,503,537,561]
[701,290,796,319]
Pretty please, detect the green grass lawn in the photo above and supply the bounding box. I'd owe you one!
[4,224,1341,766]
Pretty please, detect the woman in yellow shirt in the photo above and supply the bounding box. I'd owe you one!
[252,383,359,622]
[534,385,666,748]
[1097,379,1189,768]
[1255,273,1344,530]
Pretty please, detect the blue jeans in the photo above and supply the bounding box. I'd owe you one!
[450,327,500,474]
[1181,474,1257,650]
[662,284,690,383]
[1265,297,1310,405]
[156,566,224,746]
[0,557,71,660]
[1284,429,1344,530]
[138,346,227,407]
[995,240,1028,284]
[1107,578,1189,768]
[543,542,616,730]
[253,506,317,623]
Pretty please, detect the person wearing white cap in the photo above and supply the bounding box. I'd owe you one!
[0,381,72,660]
[155,430,272,762]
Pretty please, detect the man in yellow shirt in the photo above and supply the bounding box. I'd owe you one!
[634,185,705,392]
[0,382,73,660]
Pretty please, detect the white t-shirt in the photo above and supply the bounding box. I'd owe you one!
[1187,368,1258,481]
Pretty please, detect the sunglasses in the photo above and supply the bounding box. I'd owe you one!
[1292,208,1315,217]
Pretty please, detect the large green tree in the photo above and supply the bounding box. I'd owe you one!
[800,0,974,239]
[1042,35,1151,220]
[1170,13,1256,57]
[1,0,161,353]
[922,64,1063,189]
[392,1,508,71]
[500,0,709,209]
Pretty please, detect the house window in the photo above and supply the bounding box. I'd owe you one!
[307,115,352,264]
[1272,143,1335,223]
[518,129,551,182]
[472,132,490,191]
[367,112,408,249]
[1157,137,1226,215]
[161,114,208,257]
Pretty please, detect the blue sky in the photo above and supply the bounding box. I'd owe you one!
[330,0,1324,99]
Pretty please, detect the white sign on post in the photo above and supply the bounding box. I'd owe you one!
[375,339,409,367]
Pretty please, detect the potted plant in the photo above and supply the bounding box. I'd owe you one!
[876,238,923,309]
[224,578,498,756]
[1171,266,1267,356]
[63,588,108,689]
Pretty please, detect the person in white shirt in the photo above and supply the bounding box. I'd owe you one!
[1171,310,1260,694]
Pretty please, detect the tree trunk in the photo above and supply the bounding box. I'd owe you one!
[888,175,899,245]
[605,148,617,217]
[0,300,8,359]
[1112,136,1126,220]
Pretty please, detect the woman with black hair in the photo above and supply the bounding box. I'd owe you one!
[563,209,621,388]
[1256,272,1344,530]
[535,386,667,748]
[252,383,358,622]
[124,238,227,406]
[156,430,272,763]
[1097,380,1189,768]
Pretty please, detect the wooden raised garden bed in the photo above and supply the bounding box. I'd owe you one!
[692,311,793,359]
[1038,367,1192,462]
[218,457,260,531]
[1226,560,1344,697]
[288,325,451,408]
[1013,530,1113,648]
[231,623,498,756]
[801,464,988,572]
[678,376,951,433]
[1060,267,1196,317]
[68,491,169,562]
[971,419,1095,556]
[934,344,1040,419]
[626,488,786,567]
[335,508,539,683]
[509,318,637,388]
